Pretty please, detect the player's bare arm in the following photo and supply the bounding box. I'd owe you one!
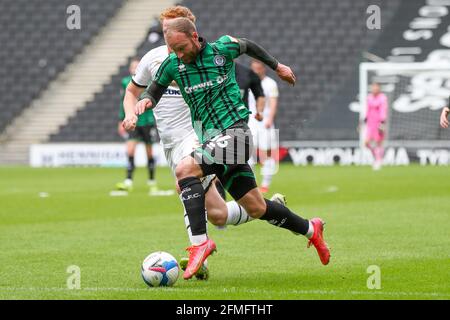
[265,97,278,128]
[122,82,144,131]
[237,38,296,85]
[440,106,449,128]
[255,98,265,121]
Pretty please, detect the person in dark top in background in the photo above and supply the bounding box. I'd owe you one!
[212,62,266,200]
[235,62,265,120]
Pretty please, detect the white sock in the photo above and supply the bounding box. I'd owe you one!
[124,179,133,187]
[306,221,314,239]
[183,209,208,245]
[225,201,254,226]
[191,234,208,245]
[262,175,273,189]
[261,158,276,188]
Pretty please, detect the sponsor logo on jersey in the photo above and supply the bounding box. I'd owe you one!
[164,88,181,96]
[213,55,226,67]
[184,75,229,94]
[178,63,186,71]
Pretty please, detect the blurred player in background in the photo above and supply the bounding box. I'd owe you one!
[117,58,158,192]
[440,100,449,128]
[235,62,265,120]
[364,82,388,171]
[249,59,280,193]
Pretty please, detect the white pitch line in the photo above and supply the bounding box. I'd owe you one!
[1,287,449,298]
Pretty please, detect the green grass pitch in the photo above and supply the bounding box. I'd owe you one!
[0,164,449,300]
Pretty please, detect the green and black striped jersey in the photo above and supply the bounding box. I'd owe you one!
[154,35,250,142]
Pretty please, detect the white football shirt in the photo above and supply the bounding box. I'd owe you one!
[248,76,279,129]
[133,45,193,148]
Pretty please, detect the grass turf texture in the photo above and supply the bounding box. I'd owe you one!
[0,165,449,300]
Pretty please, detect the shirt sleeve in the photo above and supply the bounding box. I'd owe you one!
[265,79,279,98]
[132,52,154,88]
[216,35,242,60]
[153,56,174,87]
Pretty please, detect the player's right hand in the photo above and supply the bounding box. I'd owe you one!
[122,113,138,131]
[440,107,449,128]
[276,63,296,85]
[255,112,263,122]
[118,122,127,137]
[135,98,153,115]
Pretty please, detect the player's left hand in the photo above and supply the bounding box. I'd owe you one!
[276,63,296,85]
[440,107,449,128]
[255,112,263,122]
[264,119,273,129]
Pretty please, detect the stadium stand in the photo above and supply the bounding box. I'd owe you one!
[49,0,402,143]
[0,0,174,164]
[305,0,450,141]
[50,34,163,142]
[3,0,449,160]
[0,0,125,134]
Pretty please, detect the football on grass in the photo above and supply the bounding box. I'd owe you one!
[141,251,179,287]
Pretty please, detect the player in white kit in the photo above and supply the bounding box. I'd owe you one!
[248,60,280,194]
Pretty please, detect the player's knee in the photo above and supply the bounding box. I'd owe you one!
[175,161,193,180]
[207,210,227,226]
[244,201,266,219]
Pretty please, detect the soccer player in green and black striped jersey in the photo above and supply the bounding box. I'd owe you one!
[116,58,158,193]
[125,17,330,279]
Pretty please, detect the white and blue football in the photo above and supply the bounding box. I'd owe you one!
[141,251,179,287]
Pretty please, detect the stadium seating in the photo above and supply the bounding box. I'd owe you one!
[49,35,163,142]
[0,0,125,134]
[49,0,403,143]
[49,0,450,144]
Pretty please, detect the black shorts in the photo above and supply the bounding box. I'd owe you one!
[192,121,257,200]
[128,125,156,144]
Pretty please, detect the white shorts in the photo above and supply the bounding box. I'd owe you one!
[163,130,215,190]
[249,122,279,151]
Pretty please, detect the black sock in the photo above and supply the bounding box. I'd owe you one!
[127,156,135,180]
[148,157,155,180]
[259,199,309,235]
[178,177,207,236]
